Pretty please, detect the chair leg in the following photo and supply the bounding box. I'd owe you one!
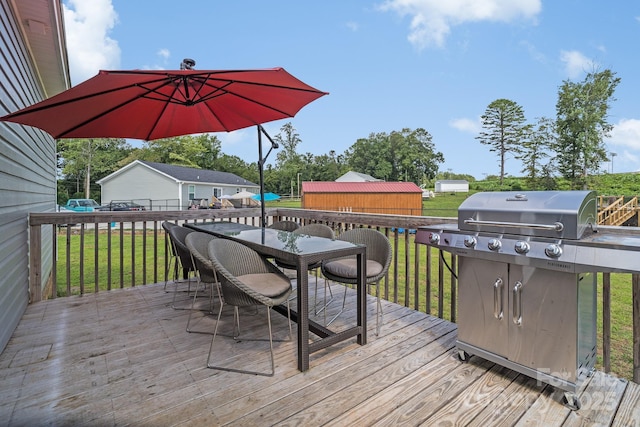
[375,281,382,336]
[171,275,194,309]
[207,303,277,377]
[233,306,241,338]
[326,283,348,326]
[163,255,176,292]
[313,269,334,316]
[186,279,216,333]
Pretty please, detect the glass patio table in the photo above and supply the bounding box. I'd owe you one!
[185,221,367,371]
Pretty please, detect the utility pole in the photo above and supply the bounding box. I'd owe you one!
[610,152,617,173]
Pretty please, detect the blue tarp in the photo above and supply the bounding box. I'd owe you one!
[251,192,281,201]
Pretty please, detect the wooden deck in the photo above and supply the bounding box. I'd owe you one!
[1,280,639,426]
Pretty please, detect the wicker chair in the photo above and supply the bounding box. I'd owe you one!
[321,228,391,336]
[274,223,335,315]
[184,232,218,333]
[207,238,292,376]
[268,220,300,232]
[165,225,197,309]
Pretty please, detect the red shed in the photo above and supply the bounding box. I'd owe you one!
[302,181,423,216]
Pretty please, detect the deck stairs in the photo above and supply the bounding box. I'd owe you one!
[598,195,639,226]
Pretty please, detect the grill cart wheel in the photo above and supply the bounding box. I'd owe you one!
[457,350,470,362]
[563,393,582,411]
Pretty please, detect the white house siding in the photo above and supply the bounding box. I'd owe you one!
[0,2,68,352]
[180,183,245,208]
[99,161,260,210]
[100,162,179,208]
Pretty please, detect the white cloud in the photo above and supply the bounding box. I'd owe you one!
[450,117,481,133]
[346,21,360,32]
[377,0,541,49]
[520,40,545,63]
[157,49,171,62]
[63,0,120,84]
[607,118,640,150]
[559,50,595,79]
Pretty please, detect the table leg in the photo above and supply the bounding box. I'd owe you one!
[357,249,367,345]
[297,258,310,371]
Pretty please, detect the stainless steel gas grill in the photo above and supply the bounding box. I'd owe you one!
[416,190,640,409]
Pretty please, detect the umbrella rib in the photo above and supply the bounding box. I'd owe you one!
[58,79,177,138]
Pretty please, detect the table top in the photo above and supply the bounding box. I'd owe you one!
[187,222,363,264]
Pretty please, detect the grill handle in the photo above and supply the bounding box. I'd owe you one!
[464,219,564,232]
[513,281,523,326]
[493,278,503,320]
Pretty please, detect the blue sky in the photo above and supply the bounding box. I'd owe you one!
[62,0,640,179]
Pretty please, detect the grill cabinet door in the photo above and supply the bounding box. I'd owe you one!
[457,257,509,358]
[508,266,581,383]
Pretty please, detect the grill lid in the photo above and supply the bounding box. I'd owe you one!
[458,190,597,240]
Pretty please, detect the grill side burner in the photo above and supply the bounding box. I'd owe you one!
[415,190,611,410]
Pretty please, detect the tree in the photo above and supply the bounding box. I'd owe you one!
[345,128,443,183]
[134,134,222,169]
[57,138,132,199]
[555,69,620,189]
[518,116,555,187]
[476,99,529,186]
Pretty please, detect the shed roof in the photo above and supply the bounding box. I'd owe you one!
[302,181,422,193]
[97,160,258,187]
[335,171,382,182]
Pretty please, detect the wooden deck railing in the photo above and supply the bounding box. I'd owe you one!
[28,208,640,383]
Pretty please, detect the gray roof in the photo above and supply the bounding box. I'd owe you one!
[141,161,258,186]
[336,171,382,182]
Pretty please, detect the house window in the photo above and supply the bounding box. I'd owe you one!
[188,185,196,200]
[212,187,223,198]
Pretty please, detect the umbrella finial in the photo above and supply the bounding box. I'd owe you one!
[180,58,195,70]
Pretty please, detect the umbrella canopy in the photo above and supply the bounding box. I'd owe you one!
[0,62,327,225]
[229,190,256,200]
[0,67,327,140]
[252,192,280,201]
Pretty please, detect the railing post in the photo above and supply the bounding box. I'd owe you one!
[633,273,640,383]
[603,272,611,373]
[414,240,420,311]
[28,222,42,302]
[450,255,457,323]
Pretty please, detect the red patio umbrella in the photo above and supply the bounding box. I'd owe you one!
[1,60,328,224]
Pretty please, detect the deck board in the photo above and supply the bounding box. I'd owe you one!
[0,281,638,426]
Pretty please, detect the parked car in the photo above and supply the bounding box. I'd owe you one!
[106,201,146,211]
[64,198,107,212]
[56,204,78,226]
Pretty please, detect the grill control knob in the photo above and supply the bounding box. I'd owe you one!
[463,236,477,248]
[545,244,562,258]
[428,232,440,245]
[514,241,530,254]
[488,238,502,251]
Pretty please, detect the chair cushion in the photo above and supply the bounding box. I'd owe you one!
[236,273,291,298]
[323,259,383,279]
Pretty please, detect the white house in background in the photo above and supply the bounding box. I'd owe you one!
[435,180,469,193]
[336,171,382,182]
[97,160,259,210]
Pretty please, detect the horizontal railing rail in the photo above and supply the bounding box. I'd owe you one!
[28,209,639,383]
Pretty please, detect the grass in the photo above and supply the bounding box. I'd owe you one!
[55,228,170,295]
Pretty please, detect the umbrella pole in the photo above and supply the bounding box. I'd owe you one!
[257,125,279,227]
